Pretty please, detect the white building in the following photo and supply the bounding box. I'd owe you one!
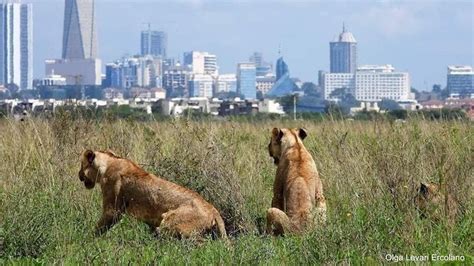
[161,97,210,116]
[256,76,276,95]
[323,65,410,102]
[258,99,285,115]
[45,58,102,86]
[39,72,67,86]
[323,73,355,100]
[188,74,213,98]
[447,65,473,96]
[0,1,33,90]
[215,74,237,93]
[183,51,218,76]
[355,65,410,102]
[136,56,161,88]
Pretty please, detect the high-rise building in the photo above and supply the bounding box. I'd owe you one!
[183,51,218,76]
[249,52,273,77]
[47,0,101,86]
[256,76,276,96]
[62,0,97,59]
[275,57,289,81]
[447,66,474,96]
[141,29,167,58]
[237,63,256,99]
[215,74,237,94]
[189,74,213,98]
[163,63,190,98]
[266,57,297,97]
[104,55,162,89]
[0,0,33,90]
[330,24,357,73]
[323,65,410,102]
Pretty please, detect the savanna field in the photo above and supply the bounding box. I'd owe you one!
[0,115,472,264]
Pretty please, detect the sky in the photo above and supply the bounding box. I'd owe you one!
[29,0,473,91]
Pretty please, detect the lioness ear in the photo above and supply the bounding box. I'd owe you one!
[272,128,283,141]
[419,182,428,195]
[298,128,308,140]
[85,150,95,164]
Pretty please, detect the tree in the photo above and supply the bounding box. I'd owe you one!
[276,94,297,113]
[214,91,244,100]
[380,99,401,111]
[432,84,442,93]
[301,82,322,98]
[329,88,359,114]
[411,87,420,99]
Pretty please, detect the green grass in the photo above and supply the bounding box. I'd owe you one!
[0,117,472,264]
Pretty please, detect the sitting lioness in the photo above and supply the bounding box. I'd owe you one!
[266,128,327,236]
[414,182,459,223]
[78,150,227,239]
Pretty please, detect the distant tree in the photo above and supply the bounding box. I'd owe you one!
[440,87,450,99]
[277,94,297,113]
[432,84,442,93]
[324,102,344,119]
[301,82,322,98]
[65,86,82,99]
[380,99,402,111]
[411,87,420,99]
[214,91,244,100]
[18,89,39,99]
[329,87,358,114]
[85,86,103,99]
[6,83,19,94]
[387,109,408,120]
[169,86,187,98]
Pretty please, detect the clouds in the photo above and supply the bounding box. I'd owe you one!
[365,5,425,37]
[352,1,472,39]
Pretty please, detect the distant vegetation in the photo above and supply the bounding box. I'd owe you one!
[0,117,472,264]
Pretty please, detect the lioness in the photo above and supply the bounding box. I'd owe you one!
[266,128,327,236]
[78,150,227,239]
[414,182,459,223]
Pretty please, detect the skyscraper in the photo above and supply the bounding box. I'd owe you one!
[330,24,357,73]
[141,29,167,58]
[0,0,33,90]
[183,51,218,76]
[62,0,97,59]
[249,52,272,77]
[46,0,101,86]
[237,63,256,99]
[267,57,297,97]
[447,66,474,96]
[275,57,289,81]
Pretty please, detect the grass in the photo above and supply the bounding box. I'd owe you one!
[0,115,472,264]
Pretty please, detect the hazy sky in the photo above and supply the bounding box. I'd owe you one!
[30,0,473,90]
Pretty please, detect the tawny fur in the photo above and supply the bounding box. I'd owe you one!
[266,128,327,236]
[414,182,459,224]
[78,150,227,239]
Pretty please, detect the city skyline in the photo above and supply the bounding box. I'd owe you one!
[28,0,474,90]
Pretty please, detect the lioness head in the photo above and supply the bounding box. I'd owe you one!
[414,182,449,219]
[268,127,307,165]
[78,150,99,189]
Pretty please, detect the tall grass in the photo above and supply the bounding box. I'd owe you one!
[0,116,472,264]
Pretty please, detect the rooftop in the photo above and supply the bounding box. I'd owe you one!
[448,65,474,74]
[332,23,357,43]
